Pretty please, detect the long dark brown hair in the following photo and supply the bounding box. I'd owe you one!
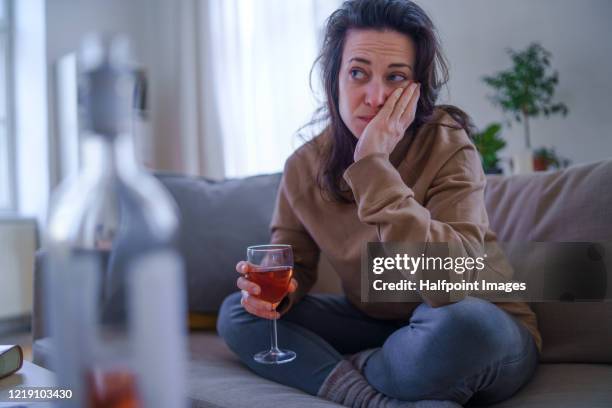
[303,0,474,203]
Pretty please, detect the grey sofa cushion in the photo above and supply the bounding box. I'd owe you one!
[187,333,612,408]
[157,161,612,363]
[487,363,612,408]
[157,173,282,314]
[187,333,342,408]
[484,160,612,363]
[33,335,612,408]
[484,160,612,242]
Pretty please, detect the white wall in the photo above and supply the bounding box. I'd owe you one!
[415,0,612,166]
[45,0,151,187]
[42,0,612,178]
[43,0,214,179]
[45,0,148,65]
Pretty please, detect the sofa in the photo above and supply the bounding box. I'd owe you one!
[32,159,612,407]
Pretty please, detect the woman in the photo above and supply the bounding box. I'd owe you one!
[218,0,541,406]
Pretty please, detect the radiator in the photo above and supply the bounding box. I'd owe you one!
[0,218,37,320]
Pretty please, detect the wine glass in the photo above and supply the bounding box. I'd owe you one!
[247,244,297,364]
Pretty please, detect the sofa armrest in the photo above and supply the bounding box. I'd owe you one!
[32,250,47,342]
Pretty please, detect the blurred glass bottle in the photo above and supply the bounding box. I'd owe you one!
[44,34,187,408]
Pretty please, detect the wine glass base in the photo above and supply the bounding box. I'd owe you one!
[254,349,297,365]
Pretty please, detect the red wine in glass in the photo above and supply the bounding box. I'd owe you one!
[247,266,293,304]
[246,245,296,364]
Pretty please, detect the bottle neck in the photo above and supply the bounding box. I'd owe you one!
[81,132,139,178]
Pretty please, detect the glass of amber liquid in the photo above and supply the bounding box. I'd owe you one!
[247,244,296,364]
[86,366,142,408]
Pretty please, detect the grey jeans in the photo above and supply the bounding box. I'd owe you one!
[217,292,539,406]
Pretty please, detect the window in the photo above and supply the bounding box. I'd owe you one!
[207,0,340,178]
[0,0,14,212]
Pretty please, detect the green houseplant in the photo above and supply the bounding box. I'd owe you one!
[532,147,559,171]
[483,43,569,150]
[532,146,571,171]
[473,123,506,174]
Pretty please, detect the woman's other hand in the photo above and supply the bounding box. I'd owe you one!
[354,82,420,162]
[235,260,298,319]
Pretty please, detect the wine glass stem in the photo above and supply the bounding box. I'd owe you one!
[270,317,281,353]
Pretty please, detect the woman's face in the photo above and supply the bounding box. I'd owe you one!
[338,29,416,138]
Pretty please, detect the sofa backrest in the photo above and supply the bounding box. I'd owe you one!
[484,160,612,363]
[157,172,282,314]
[158,161,612,363]
[33,163,610,361]
[484,160,612,242]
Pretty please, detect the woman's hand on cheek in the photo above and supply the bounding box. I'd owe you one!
[354,82,420,163]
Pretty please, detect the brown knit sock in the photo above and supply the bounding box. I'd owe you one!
[317,350,461,408]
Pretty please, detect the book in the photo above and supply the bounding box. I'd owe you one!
[0,345,23,380]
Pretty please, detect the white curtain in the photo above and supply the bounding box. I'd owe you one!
[146,0,226,179]
[206,0,340,178]
[146,0,339,179]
